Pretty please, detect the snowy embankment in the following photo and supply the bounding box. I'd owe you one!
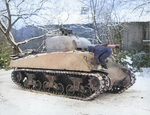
[0,68,150,115]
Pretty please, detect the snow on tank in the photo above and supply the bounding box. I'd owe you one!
[46,35,91,52]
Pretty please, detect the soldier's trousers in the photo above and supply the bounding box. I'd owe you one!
[99,47,112,66]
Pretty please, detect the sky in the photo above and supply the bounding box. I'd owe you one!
[58,0,150,24]
[36,0,150,25]
[1,0,150,29]
[115,0,150,22]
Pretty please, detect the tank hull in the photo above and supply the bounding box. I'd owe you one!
[10,51,136,100]
[9,30,136,100]
[10,52,101,71]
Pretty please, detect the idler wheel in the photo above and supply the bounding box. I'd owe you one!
[16,72,23,82]
[66,84,75,96]
[89,76,100,91]
[12,71,24,82]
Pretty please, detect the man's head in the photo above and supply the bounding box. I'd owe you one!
[88,46,95,52]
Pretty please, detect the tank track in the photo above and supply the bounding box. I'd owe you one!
[11,68,110,101]
[107,72,136,94]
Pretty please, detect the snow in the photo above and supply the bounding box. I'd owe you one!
[122,56,133,68]
[0,68,150,115]
[140,68,150,78]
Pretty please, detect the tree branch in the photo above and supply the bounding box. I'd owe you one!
[17,0,25,7]
[5,0,11,33]
[16,34,46,46]
[133,2,149,11]
[11,17,21,27]
[0,9,7,13]
[0,21,7,34]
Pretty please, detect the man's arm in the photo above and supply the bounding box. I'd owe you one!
[107,45,120,48]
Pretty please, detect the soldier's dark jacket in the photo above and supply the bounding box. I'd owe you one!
[88,45,111,59]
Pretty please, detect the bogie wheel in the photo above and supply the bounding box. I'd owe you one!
[43,81,49,92]
[81,86,92,98]
[34,80,42,90]
[57,83,64,94]
[66,84,75,96]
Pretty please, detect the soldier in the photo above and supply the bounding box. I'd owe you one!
[88,45,112,70]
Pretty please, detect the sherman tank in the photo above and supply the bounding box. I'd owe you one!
[9,29,136,101]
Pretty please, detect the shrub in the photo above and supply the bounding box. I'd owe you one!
[115,50,150,72]
[0,45,12,70]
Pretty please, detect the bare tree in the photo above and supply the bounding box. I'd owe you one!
[126,0,150,17]
[0,0,78,54]
[79,0,130,51]
[80,0,117,43]
[0,0,48,54]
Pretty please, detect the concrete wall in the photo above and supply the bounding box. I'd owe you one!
[122,22,150,50]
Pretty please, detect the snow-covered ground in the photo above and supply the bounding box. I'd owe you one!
[0,68,150,115]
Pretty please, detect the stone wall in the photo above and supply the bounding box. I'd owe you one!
[122,22,150,50]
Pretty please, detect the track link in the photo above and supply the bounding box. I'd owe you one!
[11,68,110,101]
